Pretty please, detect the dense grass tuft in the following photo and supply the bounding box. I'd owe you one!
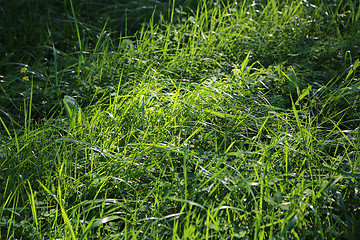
[1,0,359,239]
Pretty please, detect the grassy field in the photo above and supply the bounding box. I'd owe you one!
[1,0,359,239]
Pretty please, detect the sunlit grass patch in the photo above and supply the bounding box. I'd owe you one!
[1,0,359,239]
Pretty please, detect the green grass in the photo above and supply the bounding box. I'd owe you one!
[1,0,360,239]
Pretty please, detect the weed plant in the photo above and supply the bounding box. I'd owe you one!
[0,0,359,239]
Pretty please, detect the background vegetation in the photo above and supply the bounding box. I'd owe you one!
[1,0,359,239]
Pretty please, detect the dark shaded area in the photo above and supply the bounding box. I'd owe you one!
[0,0,195,127]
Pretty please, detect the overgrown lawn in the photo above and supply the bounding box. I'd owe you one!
[1,0,359,239]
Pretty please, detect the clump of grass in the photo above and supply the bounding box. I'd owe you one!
[1,0,359,239]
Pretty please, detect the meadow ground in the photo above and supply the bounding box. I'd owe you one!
[0,0,359,239]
